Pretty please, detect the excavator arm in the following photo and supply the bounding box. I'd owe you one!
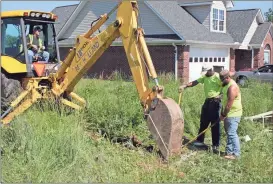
[1,1,184,160]
[51,2,158,111]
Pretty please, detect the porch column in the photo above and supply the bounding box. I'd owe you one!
[177,45,190,84]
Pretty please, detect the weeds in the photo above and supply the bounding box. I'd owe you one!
[1,75,273,183]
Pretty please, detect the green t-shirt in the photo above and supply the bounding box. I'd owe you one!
[197,73,222,98]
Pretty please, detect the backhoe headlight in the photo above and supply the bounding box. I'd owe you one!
[42,14,47,18]
[36,13,41,17]
[46,14,51,19]
[30,12,35,17]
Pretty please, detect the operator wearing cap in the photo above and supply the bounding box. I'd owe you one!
[179,64,222,151]
[27,26,49,63]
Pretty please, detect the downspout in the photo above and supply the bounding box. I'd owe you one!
[251,47,254,68]
[172,43,178,81]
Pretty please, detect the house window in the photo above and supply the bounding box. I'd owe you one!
[212,8,225,32]
[194,58,198,62]
[219,10,224,31]
[213,9,218,30]
[222,57,225,62]
[200,58,203,62]
[214,58,217,62]
[189,57,193,62]
[205,58,208,62]
[209,58,213,62]
[218,57,221,62]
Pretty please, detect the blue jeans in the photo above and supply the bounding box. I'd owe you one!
[28,50,49,63]
[224,117,241,157]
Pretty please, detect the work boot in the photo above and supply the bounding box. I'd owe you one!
[212,146,220,155]
[192,141,205,146]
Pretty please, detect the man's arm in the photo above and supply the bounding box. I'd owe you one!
[179,80,199,92]
[221,85,238,117]
[186,80,199,88]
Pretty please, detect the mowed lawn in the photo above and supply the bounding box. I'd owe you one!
[1,74,273,183]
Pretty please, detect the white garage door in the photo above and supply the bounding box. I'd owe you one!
[189,47,230,81]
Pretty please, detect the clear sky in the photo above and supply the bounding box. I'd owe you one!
[1,1,273,15]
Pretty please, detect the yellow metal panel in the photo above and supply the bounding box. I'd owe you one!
[1,56,27,73]
[1,10,56,19]
[116,1,134,38]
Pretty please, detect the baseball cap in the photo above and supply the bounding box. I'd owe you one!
[201,64,213,75]
[34,26,42,31]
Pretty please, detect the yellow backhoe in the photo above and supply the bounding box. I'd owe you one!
[1,1,184,159]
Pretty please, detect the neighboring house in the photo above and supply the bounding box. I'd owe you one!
[227,9,273,71]
[51,0,273,83]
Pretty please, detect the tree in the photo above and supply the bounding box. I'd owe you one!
[6,35,18,48]
[264,8,273,22]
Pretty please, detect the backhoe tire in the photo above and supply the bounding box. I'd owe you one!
[1,73,23,111]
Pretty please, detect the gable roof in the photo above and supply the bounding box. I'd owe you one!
[226,9,259,43]
[51,4,78,34]
[250,22,272,45]
[146,1,234,44]
[54,0,236,46]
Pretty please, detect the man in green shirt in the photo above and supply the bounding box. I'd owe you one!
[179,65,222,150]
[219,70,242,160]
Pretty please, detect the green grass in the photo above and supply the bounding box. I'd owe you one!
[1,74,273,183]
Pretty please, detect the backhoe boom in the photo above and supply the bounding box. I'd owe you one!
[1,1,184,160]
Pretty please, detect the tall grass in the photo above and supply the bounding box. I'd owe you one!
[1,73,272,183]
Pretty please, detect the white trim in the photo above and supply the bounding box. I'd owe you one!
[144,1,185,41]
[58,39,239,48]
[257,9,265,23]
[58,40,186,47]
[264,49,271,65]
[210,7,226,33]
[172,43,178,80]
[186,40,238,47]
[239,11,259,48]
[224,1,234,9]
[179,2,212,7]
[249,44,262,48]
[57,1,88,39]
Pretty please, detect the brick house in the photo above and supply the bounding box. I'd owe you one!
[227,9,273,71]
[52,0,273,83]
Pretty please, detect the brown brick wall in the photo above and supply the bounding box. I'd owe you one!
[59,45,175,79]
[235,49,252,71]
[263,31,273,65]
[177,45,189,84]
[253,31,273,68]
[253,48,263,68]
[230,48,235,74]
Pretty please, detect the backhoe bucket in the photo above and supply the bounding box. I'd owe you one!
[147,98,184,160]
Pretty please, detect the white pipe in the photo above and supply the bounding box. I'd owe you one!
[172,43,178,81]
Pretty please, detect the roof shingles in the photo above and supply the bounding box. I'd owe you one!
[53,1,270,46]
[250,22,272,45]
[146,1,234,43]
[51,4,78,34]
[226,9,259,43]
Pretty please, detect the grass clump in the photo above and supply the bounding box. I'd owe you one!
[1,73,273,183]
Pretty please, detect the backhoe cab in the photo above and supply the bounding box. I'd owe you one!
[1,2,184,160]
[1,10,60,78]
